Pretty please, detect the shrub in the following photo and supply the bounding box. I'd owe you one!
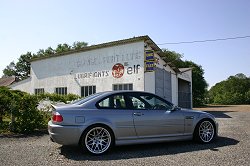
[11,94,45,133]
[0,87,80,133]
[0,87,81,133]
[36,93,80,103]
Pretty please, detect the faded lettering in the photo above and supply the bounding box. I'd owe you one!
[76,49,142,68]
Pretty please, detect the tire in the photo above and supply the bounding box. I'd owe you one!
[194,119,216,143]
[81,125,114,155]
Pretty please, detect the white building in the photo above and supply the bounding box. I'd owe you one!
[11,36,192,108]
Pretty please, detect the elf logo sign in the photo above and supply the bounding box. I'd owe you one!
[112,63,124,78]
[112,63,140,78]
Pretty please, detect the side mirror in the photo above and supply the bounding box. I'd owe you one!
[171,106,181,111]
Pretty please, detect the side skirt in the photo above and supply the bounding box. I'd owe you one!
[115,134,193,146]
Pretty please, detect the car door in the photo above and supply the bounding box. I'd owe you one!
[127,93,185,138]
[96,93,137,140]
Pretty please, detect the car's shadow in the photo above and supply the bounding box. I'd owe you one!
[205,111,233,118]
[59,136,239,161]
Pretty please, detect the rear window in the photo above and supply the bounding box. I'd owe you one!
[72,92,104,105]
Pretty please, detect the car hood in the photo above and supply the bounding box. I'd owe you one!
[180,108,216,120]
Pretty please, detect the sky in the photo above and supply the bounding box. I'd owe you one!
[1,0,250,88]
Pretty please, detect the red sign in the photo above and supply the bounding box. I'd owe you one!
[112,63,124,78]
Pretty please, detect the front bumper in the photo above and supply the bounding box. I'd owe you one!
[215,121,219,137]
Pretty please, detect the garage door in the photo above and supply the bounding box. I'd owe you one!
[155,68,172,102]
[178,79,191,108]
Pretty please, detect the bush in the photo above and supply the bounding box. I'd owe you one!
[36,93,80,103]
[11,94,47,133]
[0,87,81,134]
[0,87,13,122]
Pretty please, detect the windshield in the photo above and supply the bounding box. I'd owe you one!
[71,92,104,105]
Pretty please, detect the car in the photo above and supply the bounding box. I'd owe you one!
[48,91,218,155]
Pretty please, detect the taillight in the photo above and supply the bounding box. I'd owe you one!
[52,112,63,122]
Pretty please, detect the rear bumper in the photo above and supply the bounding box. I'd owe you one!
[48,120,86,145]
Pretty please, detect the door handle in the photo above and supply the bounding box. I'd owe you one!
[185,116,194,119]
[133,112,144,116]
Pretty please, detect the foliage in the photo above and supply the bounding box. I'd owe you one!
[162,49,208,107]
[0,86,13,122]
[2,61,16,77]
[15,52,33,80]
[161,49,183,63]
[72,41,88,49]
[209,73,250,104]
[2,41,88,81]
[11,93,47,133]
[0,87,80,133]
[36,93,80,103]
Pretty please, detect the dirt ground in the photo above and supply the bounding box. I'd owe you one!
[194,105,250,112]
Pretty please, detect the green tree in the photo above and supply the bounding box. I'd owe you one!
[15,52,33,80]
[3,52,32,81]
[3,61,16,77]
[44,47,55,55]
[161,49,183,63]
[209,73,250,104]
[72,41,88,50]
[55,43,71,53]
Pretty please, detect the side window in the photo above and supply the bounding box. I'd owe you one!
[130,96,146,109]
[127,93,173,110]
[98,97,110,108]
[97,94,126,109]
[140,94,173,110]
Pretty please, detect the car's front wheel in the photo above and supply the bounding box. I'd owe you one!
[194,119,216,143]
[81,125,113,155]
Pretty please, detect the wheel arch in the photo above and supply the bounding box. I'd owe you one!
[78,123,115,145]
[193,118,217,142]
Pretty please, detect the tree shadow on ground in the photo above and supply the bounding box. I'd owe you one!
[0,129,48,138]
[197,105,235,108]
[59,136,239,161]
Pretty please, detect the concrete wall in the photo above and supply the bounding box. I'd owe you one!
[10,78,32,93]
[27,41,145,95]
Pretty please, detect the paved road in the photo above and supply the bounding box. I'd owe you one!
[0,111,250,166]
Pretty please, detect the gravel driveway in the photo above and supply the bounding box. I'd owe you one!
[1,109,250,166]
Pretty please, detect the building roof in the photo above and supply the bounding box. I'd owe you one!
[0,76,15,86]
[31,35,162,62]
[179,68,192,73]
[30,35,180,72]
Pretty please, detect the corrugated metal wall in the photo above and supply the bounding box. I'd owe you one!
[155,68,172,102]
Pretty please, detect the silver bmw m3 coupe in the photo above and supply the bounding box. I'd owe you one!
[48,91,218,155]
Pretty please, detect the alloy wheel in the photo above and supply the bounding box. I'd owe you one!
[199,121,215,143]
[85,127,112,154]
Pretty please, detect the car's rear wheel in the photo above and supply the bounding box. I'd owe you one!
[81,125,113,155]
[194,119,215,143]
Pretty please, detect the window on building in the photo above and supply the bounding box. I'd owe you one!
[34,88,44,95]
[113,83,133,91]
[55,87,67,95]
[81,85,96,97]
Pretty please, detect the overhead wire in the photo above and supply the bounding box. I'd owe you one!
[157,35,250,45]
